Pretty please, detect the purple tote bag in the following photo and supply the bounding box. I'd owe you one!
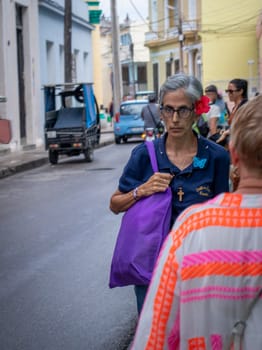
[109,141,172,288]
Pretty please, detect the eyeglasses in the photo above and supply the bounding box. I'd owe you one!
[225,89,240,94]
[160,105,194,119]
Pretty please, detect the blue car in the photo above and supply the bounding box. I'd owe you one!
[114,100,147,144]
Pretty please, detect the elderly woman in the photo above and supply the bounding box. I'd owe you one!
[109,73,230,314]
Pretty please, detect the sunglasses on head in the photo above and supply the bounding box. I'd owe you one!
[225,89,240,94]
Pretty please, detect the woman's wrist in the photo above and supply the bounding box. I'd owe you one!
[132,186,142,201]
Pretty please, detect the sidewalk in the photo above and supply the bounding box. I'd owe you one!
[0,130,114,180]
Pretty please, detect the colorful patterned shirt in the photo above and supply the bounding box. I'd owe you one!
[132,193,262,350]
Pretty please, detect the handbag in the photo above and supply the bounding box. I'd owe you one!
[109,141,172,288]
[228,288,262,350]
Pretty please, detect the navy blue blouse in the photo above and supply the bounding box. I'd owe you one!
[118,133,230,226]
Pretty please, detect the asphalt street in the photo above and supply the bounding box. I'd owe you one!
[0,141,141,350]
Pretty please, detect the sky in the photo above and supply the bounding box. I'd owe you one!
[99,0,148,22]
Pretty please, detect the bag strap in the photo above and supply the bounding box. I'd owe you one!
[145,141,158,173]
[147,105,158,127]
[229,288,262,350]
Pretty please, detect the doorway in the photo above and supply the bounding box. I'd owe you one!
[16,4,26,143]
[153,63,159,99]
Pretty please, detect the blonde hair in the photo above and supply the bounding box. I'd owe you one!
[230,95,262,174]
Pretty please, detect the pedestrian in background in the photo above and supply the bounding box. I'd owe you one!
[141,94,161,131]
[109,73,230,315]
[216,78,248,147]
[205,84,228,127]
[131,94,262,350]
[226,78,248,125]
[204,85,221,139]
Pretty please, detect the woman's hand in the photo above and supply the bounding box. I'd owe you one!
[138,172,174,197]
[109,172,173,214]
[216,128,230,144]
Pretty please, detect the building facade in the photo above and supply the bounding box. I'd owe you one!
[145,0,202,96]
[100,15,150,111]
[0,0,41,151]
[256,9,262,93]
[0,0,94,153]
[145,0,261,97]
[201,0,261,96]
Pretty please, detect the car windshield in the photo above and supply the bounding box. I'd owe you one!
[120,103,147,115]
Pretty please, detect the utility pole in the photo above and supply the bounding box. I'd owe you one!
[130,41,136,97]
[177,0,184,72]
[64,0,72,83]
[110,0,122,115]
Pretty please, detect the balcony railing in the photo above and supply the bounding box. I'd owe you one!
[145,19,200,43]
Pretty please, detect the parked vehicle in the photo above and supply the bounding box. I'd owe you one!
[113,99,147,144]
[43,83,100,164]
[135,90,155,100]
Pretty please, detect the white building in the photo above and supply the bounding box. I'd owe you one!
[0,0,94,153]
[100,15,150,110]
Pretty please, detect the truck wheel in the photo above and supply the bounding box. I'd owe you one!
[115,136,121,144]
[123,136,128,143]
[84,148,94,162]
[49,150,59,165]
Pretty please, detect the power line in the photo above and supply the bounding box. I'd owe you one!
[128,0,148,25]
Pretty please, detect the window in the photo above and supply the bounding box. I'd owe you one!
[59,45,64,82]
[168,0,179,27]
[151,0,158,32]
[137,66,147,83]
[46,41,55,84]
[153,63,159,99]
[174,59,180,73]
[120,33,132,46]
[166,61,172,78]
[120,102,147,115]
[122,66,129,85]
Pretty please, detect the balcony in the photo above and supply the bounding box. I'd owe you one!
[145,19,200,46]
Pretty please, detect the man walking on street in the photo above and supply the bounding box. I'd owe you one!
[141,94,161,130]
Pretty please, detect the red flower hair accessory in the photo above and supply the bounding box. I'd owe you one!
[195,95,210,115]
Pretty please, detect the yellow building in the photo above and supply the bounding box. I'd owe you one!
[145,0,202,96]
[145,0,261,97]
[201,0,261,96]
[256,9,262,93]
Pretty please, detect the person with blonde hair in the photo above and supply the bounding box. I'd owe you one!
[132,95,262,349]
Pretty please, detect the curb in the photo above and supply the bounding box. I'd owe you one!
[0,138,114,180]
[95,139,114,149]
[0,158,49,179]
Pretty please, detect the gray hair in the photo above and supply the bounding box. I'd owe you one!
[159,73,203,105]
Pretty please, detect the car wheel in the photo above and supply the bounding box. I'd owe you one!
[115,136,121,144]
[49,150,59,165]
[84,148,94,162]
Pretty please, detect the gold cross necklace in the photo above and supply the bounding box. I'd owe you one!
[177,187,184,202]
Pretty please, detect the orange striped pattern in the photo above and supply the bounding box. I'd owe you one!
[144,205,262,349]
[182,262,262,280]
[188,337,206,350]
[220,193,243,207]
